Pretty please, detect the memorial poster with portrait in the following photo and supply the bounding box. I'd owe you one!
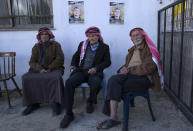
[68,1,84,23]
[109,2,124,24]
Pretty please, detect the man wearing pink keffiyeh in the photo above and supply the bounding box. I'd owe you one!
[97,28,163,130]
[60,26,111,128]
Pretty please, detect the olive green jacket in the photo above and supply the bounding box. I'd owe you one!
[29,41,65,74]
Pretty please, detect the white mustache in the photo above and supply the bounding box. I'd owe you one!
[134,38,142,42]
[133,38,143,45]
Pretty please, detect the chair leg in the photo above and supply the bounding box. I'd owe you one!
[101,85,106,100]
[130,98,135,107]
[3,80,11,108]
[11,78,22,96]
[146,93,156,121]
[82,88,86,100]
[101,80,106,100]
[122,95,130,131]
[0,85,2,97]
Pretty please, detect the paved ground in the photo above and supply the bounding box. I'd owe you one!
[0,89,192,131]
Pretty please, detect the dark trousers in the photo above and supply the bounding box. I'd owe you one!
[65,70,102,116]
[107,73,151,102]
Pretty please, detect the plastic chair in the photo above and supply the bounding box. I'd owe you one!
[79,79,106,100]
[122,89,156,131]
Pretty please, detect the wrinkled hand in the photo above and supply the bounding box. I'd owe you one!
[69,66,76,72]
[40,69,47,73]
[119,66,128,75]
[88,67,97,75]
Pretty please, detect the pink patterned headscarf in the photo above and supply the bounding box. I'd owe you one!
[36,27,55,43]
[85,26,103,42]
[80,26,103,63]
[130,28,164,89]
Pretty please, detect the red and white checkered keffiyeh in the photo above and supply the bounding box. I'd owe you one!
[36,27,55,44]
[79,26,103,64]
[130,28,164,89]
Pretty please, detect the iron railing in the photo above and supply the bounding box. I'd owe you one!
[158,0,193,123]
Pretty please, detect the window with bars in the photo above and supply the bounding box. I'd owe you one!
[166,8,173,31]
[184,0,193,30]
[174,0,193,31]
[0,0,53,29]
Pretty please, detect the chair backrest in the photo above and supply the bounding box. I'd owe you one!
[0,52,16,80]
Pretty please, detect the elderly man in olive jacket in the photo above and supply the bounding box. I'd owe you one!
[22,27,65,116]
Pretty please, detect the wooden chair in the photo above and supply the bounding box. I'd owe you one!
[0,52,22,108]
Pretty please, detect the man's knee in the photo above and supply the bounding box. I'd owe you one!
[22,73,33,81]
[89,76,101,86]
[108,74,119,83]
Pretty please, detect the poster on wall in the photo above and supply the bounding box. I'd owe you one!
[109,2,124,24]
[68,1,84,23]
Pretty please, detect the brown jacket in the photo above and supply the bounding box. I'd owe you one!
[29,41,65,74]
[121,42,161,92]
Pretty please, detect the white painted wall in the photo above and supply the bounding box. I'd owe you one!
[0,0,164,88]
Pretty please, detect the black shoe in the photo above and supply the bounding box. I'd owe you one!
[60,115,75,128]
[52,103,61,116]
[22,104,40,116]
[86,102,94,113]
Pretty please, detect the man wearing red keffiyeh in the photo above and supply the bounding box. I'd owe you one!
[97,28,163,130]
[22,27,65,116]
[60,26,111,128]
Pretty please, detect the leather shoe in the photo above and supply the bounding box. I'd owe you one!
[60,115,75,128]
[86,102,94,113]
[22,104,40,116]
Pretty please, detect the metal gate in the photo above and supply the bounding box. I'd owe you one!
[158,0,193,123]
